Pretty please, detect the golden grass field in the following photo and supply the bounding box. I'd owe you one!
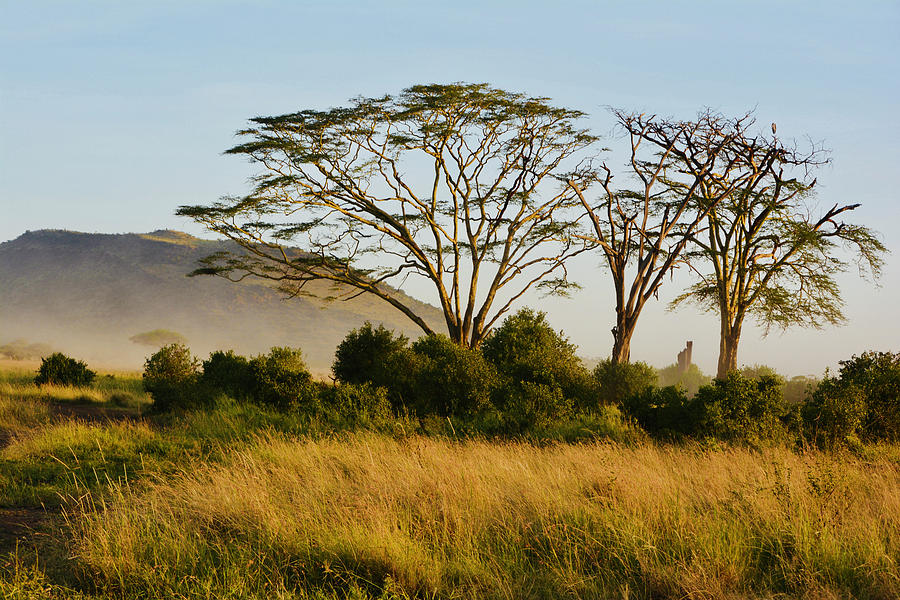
[0,363,898,599]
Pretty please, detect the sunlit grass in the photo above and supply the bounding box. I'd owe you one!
[0,396,51,437]
[0,368,155,509]
[0,367,149,411]
[1,361,898,599]
[70,434,900,599]
[0,361,38,386]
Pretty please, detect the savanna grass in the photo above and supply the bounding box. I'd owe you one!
[71,434,900,599]
[0,367,149,409]
[3,362,898,599]
[0,420,171,508]
[0,396,52,437]
[0,369,157,509]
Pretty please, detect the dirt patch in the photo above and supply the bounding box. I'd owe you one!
[0,403,145,554]
[48,402,140,424]
[0,402,142,452]
[0,508,53,551]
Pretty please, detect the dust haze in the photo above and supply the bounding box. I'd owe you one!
[0,229,442,376]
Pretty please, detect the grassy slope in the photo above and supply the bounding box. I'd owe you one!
[0,363,898,599]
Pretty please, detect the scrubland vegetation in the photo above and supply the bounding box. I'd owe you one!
[1,315,898,599]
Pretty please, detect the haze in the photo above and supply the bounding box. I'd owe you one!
[1,1,897,377]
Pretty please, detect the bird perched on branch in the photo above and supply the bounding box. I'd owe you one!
[771,122,777,134]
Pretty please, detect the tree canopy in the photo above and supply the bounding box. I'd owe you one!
[670,124,885,377]
[177,83,885,368]
[571,109,772,363]
[129,329,188,348]
[178,83,598,348]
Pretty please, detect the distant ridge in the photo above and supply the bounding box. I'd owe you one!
[0,229,443,371]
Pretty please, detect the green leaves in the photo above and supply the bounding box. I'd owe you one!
[179,83,598,347]
[34,353,96,387]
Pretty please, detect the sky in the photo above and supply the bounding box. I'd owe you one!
[1,0,898,376]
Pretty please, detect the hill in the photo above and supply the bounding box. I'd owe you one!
[0,229,443,372]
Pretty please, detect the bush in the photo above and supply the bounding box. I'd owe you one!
[250,347,316,410]
[407,335,498,417]
[593,359,657,406]
[802,378,867,446]
[802,351,899,443]
[692,372,788,443]
[318,382,392,422]
[498,381,573,430]
[34,352,96,387]
[143,343,199,383]
[738,364,780,380]
[200,350,254,400]
[332,322,409,388]
[143,344,201,411]
[482,308,596,408]
[835,351,900,440]
[622,385,695,437]
[626,373,791,443]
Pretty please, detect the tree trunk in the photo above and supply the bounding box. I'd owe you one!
[610,315,636,365]
[611,335,631,364]
[716,320,742,378]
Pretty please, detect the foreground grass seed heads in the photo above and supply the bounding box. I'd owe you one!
[1,361,899,598]
[71,434,900,599]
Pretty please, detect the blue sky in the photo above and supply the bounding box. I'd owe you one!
[2,0,897,375]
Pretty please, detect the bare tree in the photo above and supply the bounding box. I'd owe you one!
[672,129,885,377]
[177,84,597,348]
[570,109,777,364]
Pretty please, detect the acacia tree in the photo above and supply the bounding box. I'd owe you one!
[672,130,885,377]
[177,84,597,348]
[129,329,187,348]
[570,109,782,364]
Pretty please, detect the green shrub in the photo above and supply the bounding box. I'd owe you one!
[593,359,656,406]
[318,382,392,422]
[482,308,595,408]
[692,372,788,443]
[621,385,696,437]
[738,364,780,380]
[144,343,199,383]
[249,347,316,410]
[407,335,498,417]
[332,322,409,387]
[34,352,96,387]
[200,350,254,400]
[802,378,867,446]
[498,381,573,430]
[802,351,899,443]
[626,373,791,443]
[835,351,900,440]
[142,344,201,411]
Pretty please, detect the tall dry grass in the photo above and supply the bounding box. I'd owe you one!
[0,367,148,415]
[72,434,900,599]
[0,395,51,437]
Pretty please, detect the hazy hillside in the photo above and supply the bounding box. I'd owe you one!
[0,230,443,372]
